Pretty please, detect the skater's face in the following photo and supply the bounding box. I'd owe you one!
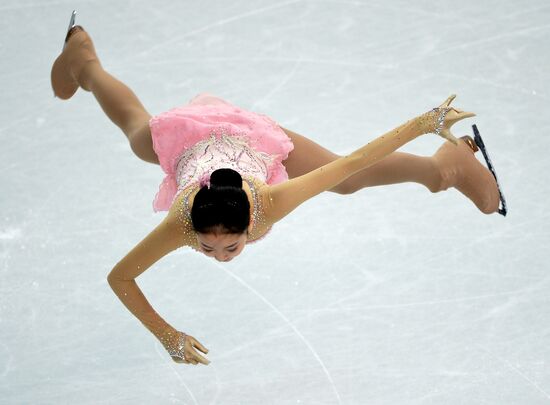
[197,231,247,262]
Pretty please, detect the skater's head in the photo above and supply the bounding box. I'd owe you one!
[191,168,250,262]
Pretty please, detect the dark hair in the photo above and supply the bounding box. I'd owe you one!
[191,168,250,235]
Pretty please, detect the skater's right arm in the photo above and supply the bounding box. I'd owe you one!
[107,215,181,336]
[107,208,210,365]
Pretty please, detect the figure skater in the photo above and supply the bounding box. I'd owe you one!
[51,12,505,366]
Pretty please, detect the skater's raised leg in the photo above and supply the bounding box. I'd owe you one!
[51,26,158,164]
[281,127,499,214]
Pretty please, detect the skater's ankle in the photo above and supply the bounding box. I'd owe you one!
[77,60,102,91]
[426,157,445,193]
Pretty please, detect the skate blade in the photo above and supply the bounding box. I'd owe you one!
[62,10,77,52]
[472,124,507,216]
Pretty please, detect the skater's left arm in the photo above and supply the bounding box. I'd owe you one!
[263,95,475,224]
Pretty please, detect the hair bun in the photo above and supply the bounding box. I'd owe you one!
[209,168,242,189]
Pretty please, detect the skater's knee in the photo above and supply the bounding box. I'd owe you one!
[427,159,445,193]
[128,124,159,164]
[329,179,358,195]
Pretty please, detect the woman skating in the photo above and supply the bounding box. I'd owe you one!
[51,12,504,366]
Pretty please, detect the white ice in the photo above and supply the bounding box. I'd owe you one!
[1,0,549,404]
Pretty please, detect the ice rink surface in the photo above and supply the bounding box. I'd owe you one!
[1,0,549,404]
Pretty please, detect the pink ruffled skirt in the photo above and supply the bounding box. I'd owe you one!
[149,93,294,212]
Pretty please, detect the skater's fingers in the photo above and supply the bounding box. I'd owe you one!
[446,110,475,123]
[185,337,210,365]
[191,351,211,365]
[458,111,476,119]
[439,94,456,108]
[191,338,209,355]
[440,128,459,145]
[448,111,475,123]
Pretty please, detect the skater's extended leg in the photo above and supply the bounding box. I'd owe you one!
[52,27,158,164]
[280,126,499,213]
[79,62,158,164]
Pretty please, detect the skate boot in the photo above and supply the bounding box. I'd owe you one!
[51,10,100,99]
[432,134,501,215]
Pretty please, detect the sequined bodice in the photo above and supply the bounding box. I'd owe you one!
[175,130,275,191]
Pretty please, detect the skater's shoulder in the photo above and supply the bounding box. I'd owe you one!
[162,183,201,248]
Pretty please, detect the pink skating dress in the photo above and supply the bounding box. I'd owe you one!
[149,93,294,246]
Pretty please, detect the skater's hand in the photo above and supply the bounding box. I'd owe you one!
[159,329,210,365]
[418,94,476,144]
